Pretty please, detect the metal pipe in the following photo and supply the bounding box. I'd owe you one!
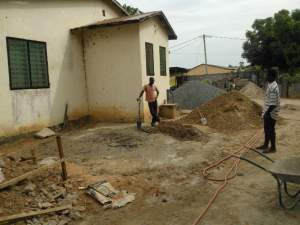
[203,34,208,75]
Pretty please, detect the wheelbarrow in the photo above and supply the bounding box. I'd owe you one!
[235,148,300,210]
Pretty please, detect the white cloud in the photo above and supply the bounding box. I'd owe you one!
[119,0,300,68]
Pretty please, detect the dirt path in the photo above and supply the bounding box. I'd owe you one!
[0,99,299,225]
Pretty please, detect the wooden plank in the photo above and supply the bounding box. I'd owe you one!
[63,103,69,129]
[0,162,59,190]
[56,136,68,181]
[0,205,72,224]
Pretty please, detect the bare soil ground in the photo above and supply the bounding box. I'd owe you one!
[0,98,300,225]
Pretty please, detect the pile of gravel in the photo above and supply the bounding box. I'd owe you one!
[169,81,225,109]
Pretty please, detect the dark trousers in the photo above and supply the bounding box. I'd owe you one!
[148,100,160,125]
[264,114,276,149]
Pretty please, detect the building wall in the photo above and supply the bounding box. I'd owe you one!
[187,64,236,76]
[139,18,170,121]
[83,24,142,122]
[0,0,124,136]
[186,73,234,83]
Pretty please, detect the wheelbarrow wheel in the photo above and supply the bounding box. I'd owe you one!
[276,178,300,210]
[284,182,300,198]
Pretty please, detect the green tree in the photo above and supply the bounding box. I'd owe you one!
[123,4,140,16]
[242,9,300,72]
[243,9,300,97]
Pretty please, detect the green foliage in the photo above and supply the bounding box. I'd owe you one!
[242,9,300,74]
[282,71,300,84]
[123,4,140,15]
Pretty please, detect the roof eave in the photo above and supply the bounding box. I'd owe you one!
[71,19,140,33]
[111,0,130,16]
[157,11,177,40]
[169,34,177,40]
[71,11,178,40]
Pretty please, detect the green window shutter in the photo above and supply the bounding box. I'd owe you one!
[29,41,49,88]
[160,46,166,76]
[6,37,49,90]
[145,42,154,76]
[7,38,31,89]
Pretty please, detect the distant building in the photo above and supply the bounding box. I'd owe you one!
[186,64,237,76]
[170,64,258,90]
[169,67,188,88]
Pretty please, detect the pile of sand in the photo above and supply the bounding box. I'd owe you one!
[181,91,262,132]
[240,82,264,99]
[158,121,204,141]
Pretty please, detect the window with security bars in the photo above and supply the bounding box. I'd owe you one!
[145,42,154,76]
[7,37,49,90]
[159,46,167,76]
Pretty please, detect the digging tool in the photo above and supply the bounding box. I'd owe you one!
[197,109,207,125]
[136,99,142,129]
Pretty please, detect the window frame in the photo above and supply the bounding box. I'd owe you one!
[145,42,155,76]
[6,37,50,90]
[159,46,167,76]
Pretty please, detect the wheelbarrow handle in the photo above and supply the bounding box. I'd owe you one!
[244,146,275,163]
[232,155,271,174]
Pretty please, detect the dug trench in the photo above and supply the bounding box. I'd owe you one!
[0,95,299,225]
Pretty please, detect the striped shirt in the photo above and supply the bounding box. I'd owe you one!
[263,81,280,120]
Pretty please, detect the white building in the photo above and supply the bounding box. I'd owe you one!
[0,0,177,137]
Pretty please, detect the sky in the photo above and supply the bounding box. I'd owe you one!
[118,0,300,69]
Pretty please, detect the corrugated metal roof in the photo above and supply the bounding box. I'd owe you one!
[71,11,177,40]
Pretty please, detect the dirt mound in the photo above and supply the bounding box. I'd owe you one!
[158,121,205,141]
[240,82,264,99]
[181,91,262,132]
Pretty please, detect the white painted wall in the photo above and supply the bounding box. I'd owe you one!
[0,0,124,136]
[83,24,142,122]
[139,17,170,121]
[82,18,172,123]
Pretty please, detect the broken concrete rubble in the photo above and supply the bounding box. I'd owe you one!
[38,157,59,166]
[38,202,53,209]
[23,182,36,194]
[86,181,136,209]
[111,190,136,209]
[0,150,84,225]
[68,210,83,220]
[0,205,72,224]
[0,161,59,190]
[35,128,56,139]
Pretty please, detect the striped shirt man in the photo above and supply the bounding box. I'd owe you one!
[263,81,280,120]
